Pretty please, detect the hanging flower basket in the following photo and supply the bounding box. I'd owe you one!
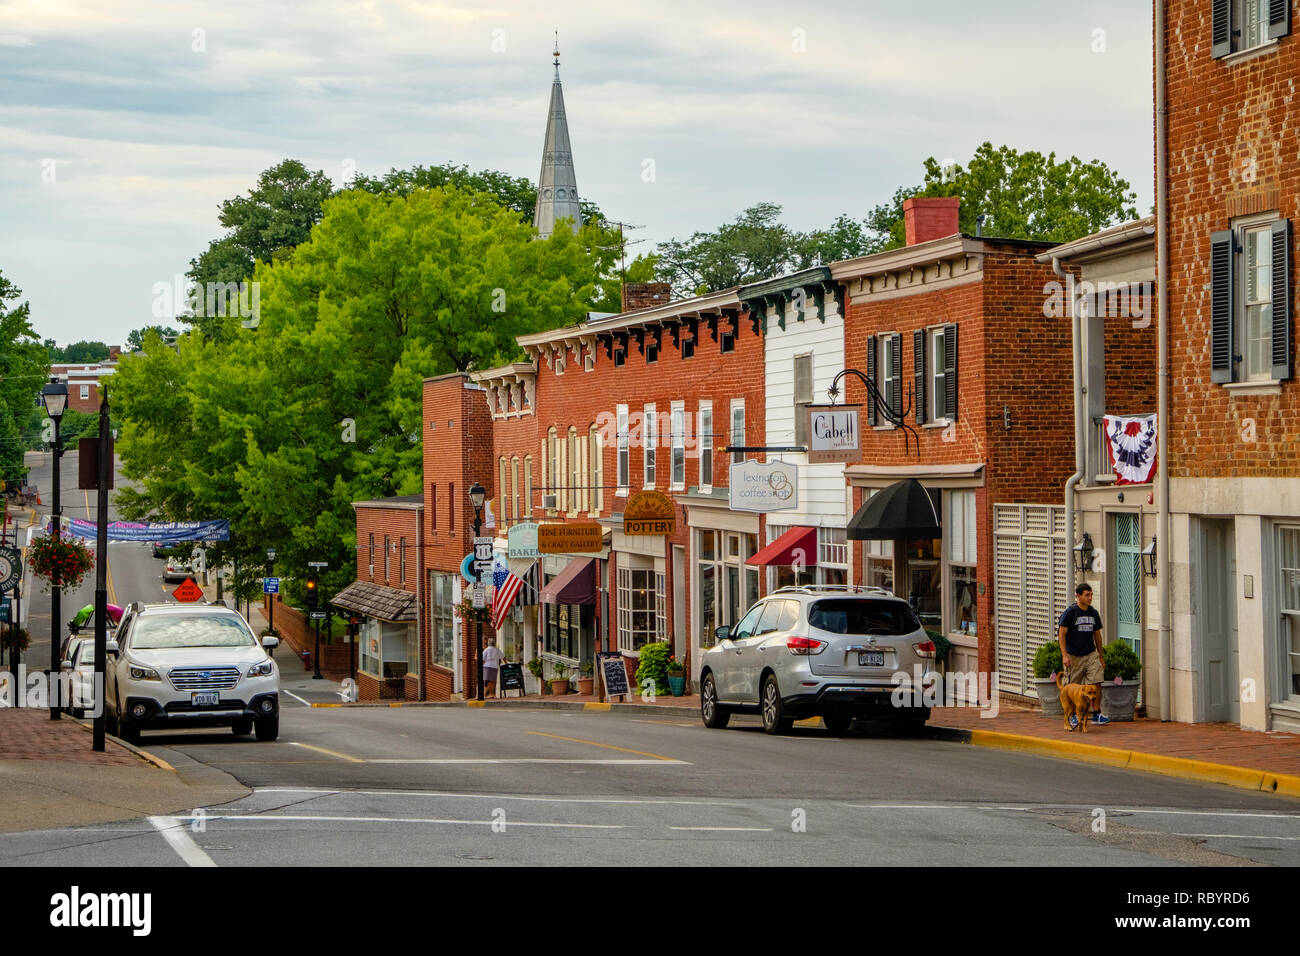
[28,532,95,592]
[454,594,493,627]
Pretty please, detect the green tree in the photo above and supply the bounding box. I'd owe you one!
[46,340,110,363]
[126,325,179,351]
[114,185,603,606]
[654,202,814,297]
[860,143,1139,251]
[0,271,48,467]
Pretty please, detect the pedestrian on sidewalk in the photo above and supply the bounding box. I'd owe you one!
[1057,583,1108,727]
[482,636,505,699]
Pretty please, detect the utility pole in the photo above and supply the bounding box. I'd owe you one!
[92,396,110,753]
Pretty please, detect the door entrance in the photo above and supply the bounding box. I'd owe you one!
[1199,519,1239,723]
[1113,513,1142,656]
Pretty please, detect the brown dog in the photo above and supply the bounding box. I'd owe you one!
[1056,674,1101,732]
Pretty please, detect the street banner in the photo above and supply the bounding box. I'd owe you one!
[806,404,861,464]
[66,518,231,543]
[1103,414,1158,485]
[623,490,675,535]
[729,459,798,513]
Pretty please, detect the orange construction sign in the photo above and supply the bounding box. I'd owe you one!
[171,578,204,602]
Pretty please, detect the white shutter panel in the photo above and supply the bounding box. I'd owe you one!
[994,508,1025,696]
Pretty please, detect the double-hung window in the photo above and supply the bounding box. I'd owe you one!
[876,333,902,422]
[947,490,978,638]
[698,401,713,489]
[643,404,657,488]
[1210,217,1292,386]
[670,401,686,490]
[730,399,745,465]
[793,354,813,447]
[616,404,630,493]
[1211,0,1290,58]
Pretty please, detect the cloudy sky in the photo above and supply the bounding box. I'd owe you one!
[0,0,1154,347]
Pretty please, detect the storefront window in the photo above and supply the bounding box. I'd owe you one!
[545,600,581,660]
[1278,526,1300,701]
[360,618,381,676]
[904,538,943,632]
[948,490,977,637]
[617,566,660,651]
[430,573,455,669]
[699,530,759,648]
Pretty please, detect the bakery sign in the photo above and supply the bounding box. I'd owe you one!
[806,405,860,464]
[728,459,798,513]
[623,490,675,535]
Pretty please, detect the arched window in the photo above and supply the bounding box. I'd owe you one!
[588,425,601,514]
[499,457,508,522]
[524,456,533,519]
[568,426,579,515]
[511,457,520,524]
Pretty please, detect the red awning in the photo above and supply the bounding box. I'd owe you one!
[745,526,817,567]
[541,558,597,605]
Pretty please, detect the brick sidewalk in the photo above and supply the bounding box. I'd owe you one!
[0,708,140,766]
[929,704,1300,778]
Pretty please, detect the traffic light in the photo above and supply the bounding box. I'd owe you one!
[305,572,318,610]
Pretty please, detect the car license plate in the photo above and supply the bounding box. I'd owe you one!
[192,691,220,707]
[858,651,885,667]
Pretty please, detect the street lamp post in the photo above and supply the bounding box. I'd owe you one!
[41,380,68,721]
[468,482,486,702]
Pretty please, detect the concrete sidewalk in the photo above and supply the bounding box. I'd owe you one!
[0,708,249,833]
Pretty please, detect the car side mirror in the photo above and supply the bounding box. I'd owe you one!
[105,640,119,655]
[60,661,73,671]
[262,636,279,650]
[714,625,730,642]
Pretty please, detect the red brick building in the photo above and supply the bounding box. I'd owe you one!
[832,198,1070,696]
[1157,0,1300,730]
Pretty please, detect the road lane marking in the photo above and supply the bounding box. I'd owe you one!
[843,803,1300,819]
[255,788,745,807]
[367,758,687,765]
[668,826,774,832]
[526,730,680,762]
[282,689,313,707]
[631,719,698,727]
[288,741,365,763]
[178,813,626,830]
[1176,833,1300,841]
[149,816,217,867]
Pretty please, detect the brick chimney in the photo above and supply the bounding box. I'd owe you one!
[620,282,671,314]
[902,197,961,246]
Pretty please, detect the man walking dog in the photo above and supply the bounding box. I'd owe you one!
[1057,584,1109,727]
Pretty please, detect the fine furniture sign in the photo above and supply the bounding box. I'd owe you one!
[729,459,799,513]
[622,490,675,535]
[538,522,603,554]
[806,405,861,464]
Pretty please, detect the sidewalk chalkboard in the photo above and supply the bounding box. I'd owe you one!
[500,662,525,697]
[598,652,629,700]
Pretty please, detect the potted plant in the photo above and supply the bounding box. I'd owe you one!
[1031,641,1064,718]
[577,660,594,696]
[526,657,545,695]
[1100,640,1142,721]
[666,655,685,696]
[2,626,30,667]
[28,532,95,593]
[634,641,672,698]
[549,660,571,696]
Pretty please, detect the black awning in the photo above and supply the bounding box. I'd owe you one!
[846,479,942,540]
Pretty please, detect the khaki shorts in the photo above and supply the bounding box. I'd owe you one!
[1065,650,1104,685]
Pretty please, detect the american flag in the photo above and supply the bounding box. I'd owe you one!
[491,557,526,631]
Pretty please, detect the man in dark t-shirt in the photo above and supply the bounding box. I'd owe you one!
[1057,583,1108,726]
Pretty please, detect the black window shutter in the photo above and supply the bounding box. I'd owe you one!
[1269,0,1292,40]
[1272,219,1292,380]
[1210,229,1235,383]
[1212,0,1233,57]
[943,323,958,421]
[865,336,877,425]
[913,330,928,425]
[890,335,903,417]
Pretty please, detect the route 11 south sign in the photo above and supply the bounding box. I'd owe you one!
[805,405,860,464]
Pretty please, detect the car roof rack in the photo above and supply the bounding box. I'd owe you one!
[770,584,897,597]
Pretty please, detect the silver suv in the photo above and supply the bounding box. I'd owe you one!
[698,585,939,735]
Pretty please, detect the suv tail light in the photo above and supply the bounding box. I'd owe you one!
[786,636,827,656]
[912,640,936,659]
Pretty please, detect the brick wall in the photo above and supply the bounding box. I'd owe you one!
[1165,2,1300,476]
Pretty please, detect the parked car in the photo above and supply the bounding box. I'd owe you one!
[698,585,940,735]
[60,638,97,718]
[105,602,280,743]
[162,555,194,582]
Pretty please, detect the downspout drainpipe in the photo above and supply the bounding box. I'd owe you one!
[1055,255,1084,588]
[417,506,426,701]
[1156,0,1172,721]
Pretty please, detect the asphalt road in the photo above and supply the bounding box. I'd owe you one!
[5,451,1298,868]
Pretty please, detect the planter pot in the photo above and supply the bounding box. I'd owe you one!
[1101,681,1139,721]
[577,677,594,695]
[1034,678,1064,717]
[550,679,570,696]
[535,678,547,696]
[667,675,685,696]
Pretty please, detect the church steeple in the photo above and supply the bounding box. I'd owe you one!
[533,38,582,238]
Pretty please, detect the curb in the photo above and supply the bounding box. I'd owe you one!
[66,714,176,773]
[311,697,697,717]
[929,724,1300,799]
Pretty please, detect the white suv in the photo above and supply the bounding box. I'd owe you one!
[106,602,280,743]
